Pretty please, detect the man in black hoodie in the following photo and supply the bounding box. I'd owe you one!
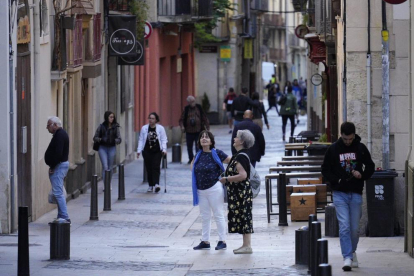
[322,122,374,272]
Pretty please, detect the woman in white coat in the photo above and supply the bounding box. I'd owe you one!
[137,112,168,193]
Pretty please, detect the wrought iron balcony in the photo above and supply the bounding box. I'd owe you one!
[264,14,285,28]
[158,0,213,23]
[251,0,269,11]
[269,48,286,62]
[108,0,130,12]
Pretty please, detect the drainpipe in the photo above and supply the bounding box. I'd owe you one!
[342,0,347,121]
[407,0,413,162]
[367,0,372,153]
[381,1,390,170]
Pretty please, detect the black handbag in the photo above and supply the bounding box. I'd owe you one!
[93,141,100,151]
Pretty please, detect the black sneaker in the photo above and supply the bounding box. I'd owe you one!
[215,241,227,250]
[193,241,210,250]
[187,160,192,165]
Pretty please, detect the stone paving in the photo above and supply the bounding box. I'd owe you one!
[1,108,414,275]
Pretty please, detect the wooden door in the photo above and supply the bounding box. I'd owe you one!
[16,46,32,218]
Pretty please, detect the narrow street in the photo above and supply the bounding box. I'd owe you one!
[0,110,413,275]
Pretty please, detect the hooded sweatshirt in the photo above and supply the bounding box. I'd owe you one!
[321,134,375,194]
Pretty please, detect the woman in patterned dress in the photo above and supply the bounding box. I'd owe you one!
[219,129,255,254]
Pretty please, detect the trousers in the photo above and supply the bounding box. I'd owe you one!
[142,150,163,186]
[49,161,70,220]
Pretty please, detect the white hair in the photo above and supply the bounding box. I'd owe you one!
[48,116,62,127]
[237,129,255,149]
[186,96,195,102]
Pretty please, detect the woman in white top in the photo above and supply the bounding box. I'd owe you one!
[137,112,168,193]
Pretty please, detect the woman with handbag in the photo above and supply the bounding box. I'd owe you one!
[137,112,168,193]
[93,111,122,190]
[191,130,231,251]
[219,129,255,254]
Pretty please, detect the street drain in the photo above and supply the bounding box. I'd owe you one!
[0,243,42,247]
[175,264,192,268]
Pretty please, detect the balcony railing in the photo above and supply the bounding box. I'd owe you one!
[264,14,285,28]
[158,0,213,22]
[93,13,101,61]
[67,15,83,67]
[251,0,269,11]
[109,0,130,11]
[269,48,286,61]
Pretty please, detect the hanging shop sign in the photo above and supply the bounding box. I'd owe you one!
[295,25,309,39]
[244,39,253,59]
[199,46,218,53]
[220,45,231,62]
[384,0,407,4]
[311,74,323,86]
[17,16,31,44]
[108,15,137,56]
[118,39,145,66]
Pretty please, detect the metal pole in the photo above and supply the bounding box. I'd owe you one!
[9,42,15,233]
[308,214,318,274]
[318,264,332,276]
[278,173,288,226]
[310,221,322,276]
[266,178,271,223]
[103,170,111,211]
[381,1,390,170]
[18,206,29,276]
[90,175,99,220]
[317,238,329,265]
[118,164,125,200]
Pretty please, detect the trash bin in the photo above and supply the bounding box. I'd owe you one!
[365,170,398,237]
[306,144,329,156]
[49,221,70,260]
[298,130,320,142]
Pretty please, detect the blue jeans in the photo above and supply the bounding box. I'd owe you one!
[186,132,199,161]
[49,161,70,220]
[98,145,116,183]
[333,191,363,259]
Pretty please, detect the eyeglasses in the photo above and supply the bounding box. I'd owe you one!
[47,123,54,127]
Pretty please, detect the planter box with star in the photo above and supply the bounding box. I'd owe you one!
[290,192,317,221]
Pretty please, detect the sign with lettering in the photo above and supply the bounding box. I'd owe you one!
[17,16,31,44]
[109,15,137,56]
[244,39,253,59]
[200,46,218,53]
[220,45,231,61]
[118,39,145,66]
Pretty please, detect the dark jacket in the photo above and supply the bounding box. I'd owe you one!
[179,104,210,133]
[93,123,122,147]
[321,134,375,194]
[252,100,268,125]
[231,94,260,121]
[231,119,265,162]
[45,128,69,169]
[280,93,298,116]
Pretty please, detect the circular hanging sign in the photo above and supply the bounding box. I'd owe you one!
[311,74,323,86]
[144,21,153,39]
[120,40,144,64]
[109,29,136,55]
[295,24,309,39]
[384,0,407,4]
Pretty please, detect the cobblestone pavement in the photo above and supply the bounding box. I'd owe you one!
[1,108,414,275]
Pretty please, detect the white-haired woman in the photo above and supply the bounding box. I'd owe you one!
[219,129,255,254]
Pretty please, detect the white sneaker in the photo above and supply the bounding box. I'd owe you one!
[343,258,352,271]
[147,187,153,193]
[352,252,359,268]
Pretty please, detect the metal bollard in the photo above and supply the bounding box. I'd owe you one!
[172,143,181,163]
[18,206,29,276]
[285,149,292,156]
[143,163,148,183]
[103,170,111,211]
[118,164,125,200]
[325,204,339,237]
[162,154,167,168]
[278,173,288,226]
[310,221,322,276]
[308,214,318,274]
[90,175,99,220]
[295,226,309,265]
[318,264,332,276]
[49,221,70,260]
[317,239,329,265]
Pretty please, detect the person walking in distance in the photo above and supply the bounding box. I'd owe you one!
[45,116,70,223]
[93,111,122,190]
[231,87,259,127]
[137,112,168,193]
[279,86,298,142]
[179,96,210,164]
[251,92,269,130]
[223,87,237,134]
[321,122,375,272]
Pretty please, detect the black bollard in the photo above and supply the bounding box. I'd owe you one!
[318,264,332,276]
[143,163,148,183]
[310,221,322,276]
[118,164,125,200]
[90,175,99,220]
[18,206,29,276]
[325,204,339,237]
[317,239,329,265]
[103,170,111,211]
[49,221,70,260]
[172,143,181,163]
[295,226,309,265]
[308,214,318,274]
[278,173,288,226]
[285,149,292,156]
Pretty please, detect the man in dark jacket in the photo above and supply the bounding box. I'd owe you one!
[322,122,375,271]
[45,116,70,223]
[231,88,259,127]
[179,96,210,164]
[231,110,265,167]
